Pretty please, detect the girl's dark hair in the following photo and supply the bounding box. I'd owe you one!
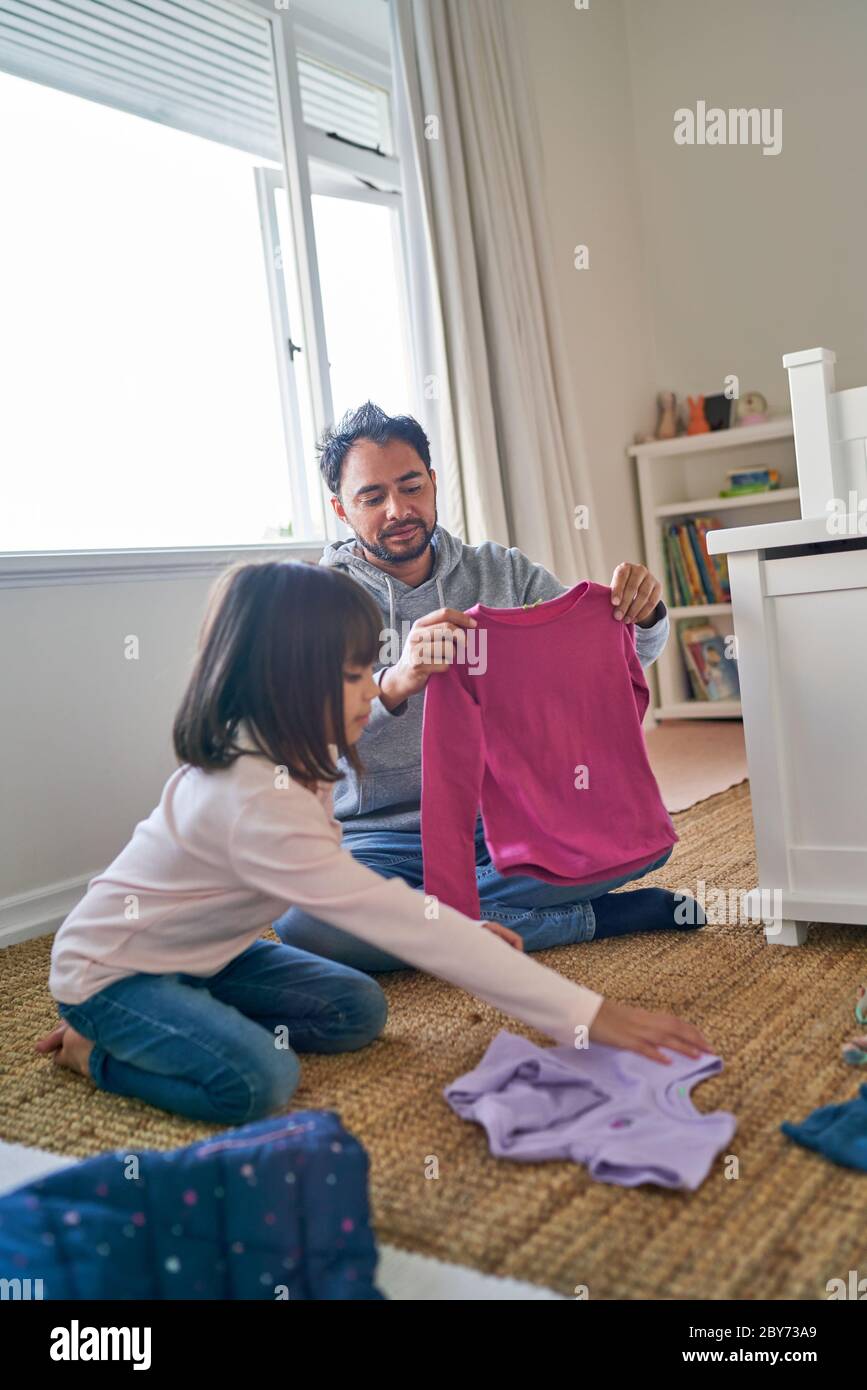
[173,561,382,786]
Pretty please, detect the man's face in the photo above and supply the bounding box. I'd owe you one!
[332,438,438,564]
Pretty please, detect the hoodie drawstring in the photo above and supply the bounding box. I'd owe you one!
[381,573,446,667]
[385,575,396,665]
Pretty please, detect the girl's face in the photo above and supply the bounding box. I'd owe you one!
[341,663,380,745]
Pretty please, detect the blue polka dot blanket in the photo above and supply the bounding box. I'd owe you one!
[0,1111,382,1299]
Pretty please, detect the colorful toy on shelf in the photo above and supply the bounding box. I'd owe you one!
[655,390,679,440]
[735,390,769,426]
[719,466,780,498]
[686,395,711,434]
[635,391,681,445]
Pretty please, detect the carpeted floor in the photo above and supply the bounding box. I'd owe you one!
[645,718,748,813]
[2,781,866,1299]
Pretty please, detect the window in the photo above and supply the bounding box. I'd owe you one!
[0,0,422,555]
[312,192,413,421]
[0,70,305,551]
[298,53,392,154]
[295,16,419,458]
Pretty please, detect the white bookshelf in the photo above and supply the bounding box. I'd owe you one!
[629,418,801,722]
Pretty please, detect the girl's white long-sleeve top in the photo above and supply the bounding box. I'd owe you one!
[49,745,604,1045]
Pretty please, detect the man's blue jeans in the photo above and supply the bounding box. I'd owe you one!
[57,939,388,1124]
[274,823,674,971]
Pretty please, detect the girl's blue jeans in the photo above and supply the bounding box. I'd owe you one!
[274,823,673,970]
[58,833,671,1125]
[57,939,388,1125]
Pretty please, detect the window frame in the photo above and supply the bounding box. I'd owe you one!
[292,6,424,541]
[0,0,429,581]
[254,162,325,543]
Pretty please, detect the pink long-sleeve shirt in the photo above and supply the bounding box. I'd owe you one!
[420,581,678,922]
[49,727,603,1044]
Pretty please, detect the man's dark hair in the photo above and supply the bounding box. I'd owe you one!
[317,401,431,496]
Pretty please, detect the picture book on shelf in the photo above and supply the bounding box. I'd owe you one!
[677,619,740,702]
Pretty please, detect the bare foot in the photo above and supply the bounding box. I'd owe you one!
[34,1021,94,1077]
[34,1022,67,1055]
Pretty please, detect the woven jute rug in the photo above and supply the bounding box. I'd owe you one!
[2,781,866,1299]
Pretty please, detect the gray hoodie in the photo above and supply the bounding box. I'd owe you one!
[321,525,669,834]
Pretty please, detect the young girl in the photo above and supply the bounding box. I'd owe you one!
[37,562,710,1124]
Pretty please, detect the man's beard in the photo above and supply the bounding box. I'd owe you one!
[351,515,437,565]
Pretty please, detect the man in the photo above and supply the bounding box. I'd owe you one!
[274,402,703,966]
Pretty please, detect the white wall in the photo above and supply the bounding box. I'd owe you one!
[509,0,657,579]
[512,0,867,569]
[623,0,867,409]
[0,557,319,944]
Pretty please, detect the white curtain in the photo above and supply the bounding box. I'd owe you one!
[390,0,604,584]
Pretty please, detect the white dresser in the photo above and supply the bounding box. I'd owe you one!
[708,348,867,944]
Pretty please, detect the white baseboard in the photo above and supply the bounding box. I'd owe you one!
[0,874,93,948]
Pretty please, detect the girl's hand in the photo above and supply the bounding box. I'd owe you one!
[480,920,524,950]
[589,999,712,1063]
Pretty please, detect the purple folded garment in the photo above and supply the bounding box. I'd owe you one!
[444,1031,736,1190]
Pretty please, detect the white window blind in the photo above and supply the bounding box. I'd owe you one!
[297,51,389,153]
[0,0,283,159]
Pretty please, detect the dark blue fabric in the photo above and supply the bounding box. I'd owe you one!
[0,1112,382,1299]
[781,1084,867,1172]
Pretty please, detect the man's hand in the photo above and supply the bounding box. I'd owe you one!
[609,563,662,627]
[377,607,478,709]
